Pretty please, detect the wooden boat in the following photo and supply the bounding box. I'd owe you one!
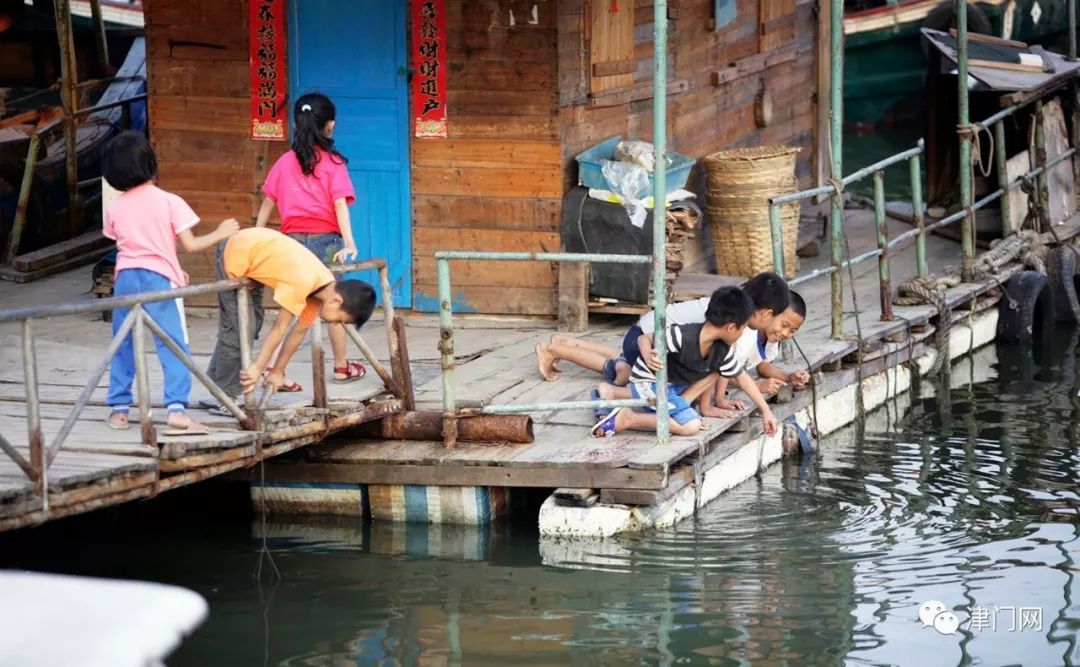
[843,0,1072,127]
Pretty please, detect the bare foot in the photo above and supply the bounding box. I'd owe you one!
[166,412,210,434]
[106,411,129,430]
[549,333,572,347]
[535,342,561,381]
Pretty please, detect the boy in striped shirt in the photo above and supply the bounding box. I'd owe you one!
[591,286,779,438]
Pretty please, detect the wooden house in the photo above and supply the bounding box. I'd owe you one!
[144,0,825,314]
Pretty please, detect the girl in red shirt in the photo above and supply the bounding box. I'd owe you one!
[256,93,366,386]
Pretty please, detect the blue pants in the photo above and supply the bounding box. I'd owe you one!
[621,324,644,367]
[630,382,701,425]
[288,232,343,265]
[107,268,191,412]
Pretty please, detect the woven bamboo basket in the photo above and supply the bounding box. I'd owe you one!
[704,146,801,279]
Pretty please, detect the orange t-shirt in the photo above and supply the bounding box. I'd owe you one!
[223,228,335,325]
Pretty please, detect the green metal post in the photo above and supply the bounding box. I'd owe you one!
[1069,0,1076,61]
[956,0,975,280]
[909,153,928,278]
[1034,100,1051,229]
[829,0,844,338]
[771,200,793,363]
[993,120,1012,238]
[652,0,670,443]
[437,258,456,445]
[873,171,893,320]
[769,203,785,276]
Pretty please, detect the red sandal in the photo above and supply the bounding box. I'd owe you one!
[333,361,367,383]
[264,367,302,392]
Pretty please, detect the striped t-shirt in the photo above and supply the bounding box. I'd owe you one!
[630,323,743,387]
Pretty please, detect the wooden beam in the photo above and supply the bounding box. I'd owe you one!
[948,28,1028,49]
[557,262,589,332]
[968,58,1044,74]
[711,44,798,87]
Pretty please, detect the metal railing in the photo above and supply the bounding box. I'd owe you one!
[768,90,1079,335]
[435,252,661,447]
[0,258,407,511]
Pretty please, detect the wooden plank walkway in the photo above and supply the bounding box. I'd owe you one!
[261,211,1080,500]
[2,209,1078,527]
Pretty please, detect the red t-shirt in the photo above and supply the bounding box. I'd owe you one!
[262,148,356,235]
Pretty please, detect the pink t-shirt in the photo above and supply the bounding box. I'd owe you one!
[262,149,356,235]
[103,183,199,287]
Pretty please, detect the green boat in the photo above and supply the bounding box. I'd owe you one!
[844,0,1074,127]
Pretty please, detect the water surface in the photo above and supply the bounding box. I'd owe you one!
[1,337,1079,666]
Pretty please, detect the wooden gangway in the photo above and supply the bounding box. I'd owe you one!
[0,259,410,531]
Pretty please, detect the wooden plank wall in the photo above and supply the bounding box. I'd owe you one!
[410,0,562,315]
[558,0,818,274]
[144,0,282,301]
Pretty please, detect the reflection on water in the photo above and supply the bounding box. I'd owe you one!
[2,336,1080,665]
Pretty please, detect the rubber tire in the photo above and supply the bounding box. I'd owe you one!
[997,270,1054,344]
[920,1,993,35]
[1045,246,1080,323]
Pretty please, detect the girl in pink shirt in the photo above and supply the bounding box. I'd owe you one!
[101,131,239,432]
[255,93,366,387]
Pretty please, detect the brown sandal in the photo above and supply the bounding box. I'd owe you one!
[265,367,302,392]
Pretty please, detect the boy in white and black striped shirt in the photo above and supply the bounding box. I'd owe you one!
[591,286,779,438]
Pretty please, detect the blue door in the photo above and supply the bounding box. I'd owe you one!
[289,0,412,307]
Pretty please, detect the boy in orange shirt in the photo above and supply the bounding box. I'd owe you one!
[204,227,376,412]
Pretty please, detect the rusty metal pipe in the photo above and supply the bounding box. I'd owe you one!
[366,411,534,444]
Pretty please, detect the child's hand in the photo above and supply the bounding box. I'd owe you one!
[716,397,746,411]
[333,245,359,263]
[757,377,787,395]
[262,366,286,393]
[789,370,811,389]
[646,350,663,372]
[239,363,265,393]
[761,409,779,436]
[217,218,240,239]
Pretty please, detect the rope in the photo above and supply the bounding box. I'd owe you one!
[840,219,867,422]
[793,337,822,450]
[970,123,995,179]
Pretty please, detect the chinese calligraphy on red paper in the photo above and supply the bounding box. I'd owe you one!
[411,0,447,138]
[249,0,287,140]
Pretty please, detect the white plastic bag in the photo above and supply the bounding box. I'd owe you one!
[601,159,651,228]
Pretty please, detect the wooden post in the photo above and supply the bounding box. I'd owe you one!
[311,318,327,410]
[557,262,589,333]
[237,287,255,415]
[390,317,416,411]
[3,133,41,266]
[52,0,80,236]
[132,306,156,446]
[89,0,110,75]
[22,320,45,498]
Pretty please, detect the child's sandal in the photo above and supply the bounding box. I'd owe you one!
[589,388,611,422]
[264,367,302,392]
[106,411,130,431]
[333,361,367,384]
[591,408,621,438]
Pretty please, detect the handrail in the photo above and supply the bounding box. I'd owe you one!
[0,256,409,515]
[434,251,658,449]
[768,86,1079,337]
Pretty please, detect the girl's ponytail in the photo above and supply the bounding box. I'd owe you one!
[292,93,348,176]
